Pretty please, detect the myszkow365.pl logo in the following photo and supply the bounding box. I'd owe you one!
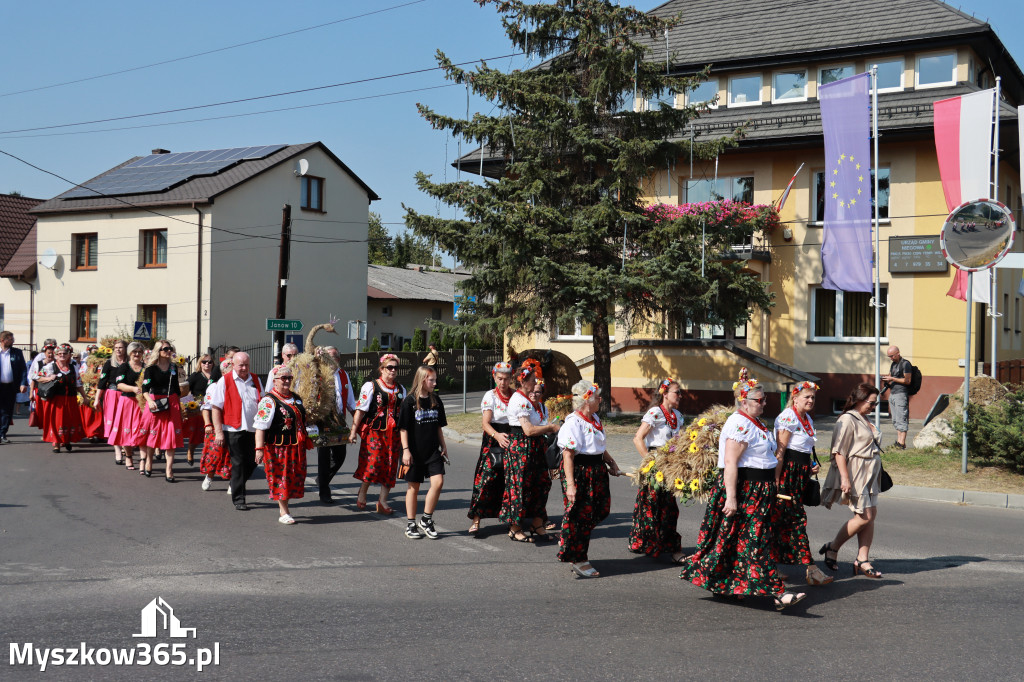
[9,597,221,672]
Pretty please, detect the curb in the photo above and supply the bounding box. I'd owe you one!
[879,486,1024,510]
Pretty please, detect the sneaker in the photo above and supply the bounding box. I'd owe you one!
[418,517,439,539]
[201,476,212,491]
[405,523,423,539]
[226,486,232,496]
[0,436,10,444]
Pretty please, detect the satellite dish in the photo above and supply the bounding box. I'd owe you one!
[940,198,1015,271]
[39,248,58,270]
[294,159,309,176]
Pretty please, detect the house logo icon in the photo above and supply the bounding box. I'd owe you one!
[133,597,197,638]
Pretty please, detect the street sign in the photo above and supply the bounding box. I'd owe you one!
[454,295,476,320]
[347,321,367,341]
[266,319,302,332]
[132,321,152,340]
[285,334,304,352]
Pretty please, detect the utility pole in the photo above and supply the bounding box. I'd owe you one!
[274,204,292,365]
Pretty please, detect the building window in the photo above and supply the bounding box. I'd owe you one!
[72,233,98,270]
[727,74,762,107]
[431,308,442,320]
[684,175,753,204]
[819,64,854,87]
[380,333,393,349]
[381,305,392,317]
[73,305,97,342]
[812,168,889,224]
[140,229,167,268]
[1004,293,1011,331]
[643,90,677,111]
[772,70,807,103]
[875,58,905,92]
[685,79,719,108]
[138,305,167,340]
[811,287,887,342]
[301,176,324,211]
[916,52,956,88]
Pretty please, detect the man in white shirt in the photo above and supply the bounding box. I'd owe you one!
[316,346,358,504]
[209,352,263,511]
[266,343,299,392]
[0,331,29,444]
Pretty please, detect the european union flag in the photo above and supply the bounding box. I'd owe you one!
[819,73,873,292]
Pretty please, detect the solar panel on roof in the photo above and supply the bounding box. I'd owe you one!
[62,143,288,199]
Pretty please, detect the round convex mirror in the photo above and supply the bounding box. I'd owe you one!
[940,198,1015,271]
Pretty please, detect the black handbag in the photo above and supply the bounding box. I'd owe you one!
[148,366,175,413]
[37,377,61,400]
[880,466,894,492]
[544,435,562,470]
[802,450,821,507]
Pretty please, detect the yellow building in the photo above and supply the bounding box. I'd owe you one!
[506,0,1022,417]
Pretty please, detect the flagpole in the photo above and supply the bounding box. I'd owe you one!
[990,78,1002,378]
[963,272,972,474]
[871,65,882,431]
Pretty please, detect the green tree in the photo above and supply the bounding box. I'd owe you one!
[367,212,394,265]
[411,328,427,352]
[390,231,435,268]
[428,326,443,348]
[406,0,774,410]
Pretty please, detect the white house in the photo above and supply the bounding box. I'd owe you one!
[366,264,470,350]
[29,142,379,356]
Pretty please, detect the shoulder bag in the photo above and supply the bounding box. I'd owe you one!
[802,449,822,507]
[149,367,174,413]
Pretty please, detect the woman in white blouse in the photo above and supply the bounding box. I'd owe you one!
[501,365,560,542]
[679,369,807,610]
[556,380,621,578]
[772,382,833,586]
[468,363,515,536]
[628,378,686,562]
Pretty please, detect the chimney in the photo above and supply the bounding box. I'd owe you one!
[151,148,171,155]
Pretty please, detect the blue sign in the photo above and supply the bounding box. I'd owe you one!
[453,295,476,321]
[285,334,303,352]
[132,321,153,340]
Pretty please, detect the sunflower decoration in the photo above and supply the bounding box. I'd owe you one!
[629,403,732,504]
[179,399,202,420]
[544,394,574,421]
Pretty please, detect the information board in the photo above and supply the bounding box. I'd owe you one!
[888,236,948,273]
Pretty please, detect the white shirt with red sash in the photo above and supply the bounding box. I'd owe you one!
[208,371,263,433]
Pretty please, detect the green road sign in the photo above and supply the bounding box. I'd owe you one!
[266,319,303,332]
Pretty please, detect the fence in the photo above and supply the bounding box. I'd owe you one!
[983,359,1024,385]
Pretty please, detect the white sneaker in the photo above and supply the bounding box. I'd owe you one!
[226,486,232,496]
[201,476,212,491]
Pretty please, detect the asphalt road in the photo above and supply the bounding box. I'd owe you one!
[1,413,1022,681]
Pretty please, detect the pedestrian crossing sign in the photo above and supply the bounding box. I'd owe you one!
[133,321,153,340]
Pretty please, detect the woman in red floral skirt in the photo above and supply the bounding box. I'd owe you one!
[255,366,311,525]
[199,359,233,491]
[628,378,686,562]
[679,369,807,611]
[349,354,406,514]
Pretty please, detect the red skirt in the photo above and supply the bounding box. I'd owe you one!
[353,426,400,487]
[182,413,206,446]
[80,403,104,438]
[199,430,232,479]
[42,395,85,445]
[140,394,184,450]
[263,441,308,500]
[108,394,145,447]
[29,388,46,429]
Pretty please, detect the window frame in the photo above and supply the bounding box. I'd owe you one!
[139,229,168,268]
[72,233,98,271]
[915,51,957,89]
[380,332,394,350]
[727,73,763,108]
[818,63,855,89]
[810,286,888,343]
[811,167,890,226]
[683,174,754,204]
[300,175,325,212]
[771,69,808,104]
[73,304,98,343]
[137,304,167,340]
[684,78,719,109]
[873,57,906,93]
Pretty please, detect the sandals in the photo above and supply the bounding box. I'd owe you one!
[671,551,688,565]
[508,529,534,543]
[806,564,834,586]
[774,592,807,611]
[375,501,395,515]
[278,513,296,525]
[125,458,135,470]
[51,446,60,453]
[853,560,883,579]
[528,523,551,542]
[570,562,600,578]
[818,542,839,571]
[468,522,480,536]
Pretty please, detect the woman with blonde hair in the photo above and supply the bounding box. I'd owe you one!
[93,339,127,464]
[819,382,885,579]
[467,362,514,536]
[183,353,215,466]
[398,365,448,539]
[139,340,185,482]
[349,353,407,514]
[628,378,686,562]
[556,380,621,578]
[679,369,807,610]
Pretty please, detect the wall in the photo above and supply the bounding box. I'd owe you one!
[366,298,452,350]
[0,276,34,345]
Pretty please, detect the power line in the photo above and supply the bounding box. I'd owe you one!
[0,0,431,99]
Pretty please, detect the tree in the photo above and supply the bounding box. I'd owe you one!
[406,0,774,410]
[367,212,394,265]
[390,231,435,268]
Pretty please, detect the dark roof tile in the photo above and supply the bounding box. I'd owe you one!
[0,193,43,273]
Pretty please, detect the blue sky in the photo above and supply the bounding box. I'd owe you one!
[1,0,1019,249]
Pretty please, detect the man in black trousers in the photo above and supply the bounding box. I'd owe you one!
[317,346,357,504]
[209,352,263,510]
[0,331,29,444]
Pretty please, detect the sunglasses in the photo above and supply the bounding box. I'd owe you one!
[160,347,174,353]
[746,396,766,404]
[383,365,398,371]
[277,376,293,381]
[866,400,878,407]
[201,360,213,364]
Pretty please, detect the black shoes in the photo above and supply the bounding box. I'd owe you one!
[320,497,336,505]
[234,503,249,511]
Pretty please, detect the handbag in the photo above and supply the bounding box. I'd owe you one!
[545,436,563,470]
[397,461,410,479]
[803,450,821,507]
[148,365,175,413]
[37,376,62,400]
[879,466,894,492]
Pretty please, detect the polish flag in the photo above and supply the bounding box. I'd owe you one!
[935,89,996,303]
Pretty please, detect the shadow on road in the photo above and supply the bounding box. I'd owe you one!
[866,554,988,575]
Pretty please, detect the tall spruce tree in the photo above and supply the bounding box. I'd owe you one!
[406,0,774,410]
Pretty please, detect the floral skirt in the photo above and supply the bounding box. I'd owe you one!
[42,395,85,445]
[679,471,784,597]
[468,436,505,520]
[79,403,104,438]
[628,481,682,557]
[108,394,145,447]
[264,442,307,500]
[770,457,814,565]
[199,431,231,479]
[353,427,400,487]
[140,394,184,450]
[500,434,550,525]
[557,461,611,563]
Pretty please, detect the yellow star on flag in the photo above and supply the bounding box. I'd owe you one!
[856,163,861,170]
[850,198,857,206]
[840,154,847,161]
[839,200,846,207]
[858,175,864,182]
[850,156,855,162]
[830,181,836,188]
[833,169,839,175]
[857,188,862,195]
[832,192,838,199]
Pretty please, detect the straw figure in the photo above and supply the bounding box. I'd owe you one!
[630,403,733,505]
[289,317,346,446]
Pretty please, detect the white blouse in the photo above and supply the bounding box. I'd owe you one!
[641,406,684,448]
[507,391,545,427]
[480,389,512,425]
[717,412,778,470]
[774,406,817,454]
[556,412,606,455]
[253,394,299,431]
[355,380,402,412]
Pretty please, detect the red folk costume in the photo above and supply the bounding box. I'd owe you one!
[352,379,406,487]
[255,390,311,500]
[40,364,85,446]
[199,381,230,479]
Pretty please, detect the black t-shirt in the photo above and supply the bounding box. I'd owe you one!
[889,357,912,396]
[398,394,447,460]
[188,371,211,399]
[142,364,181,396]
[114,366,142,398]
